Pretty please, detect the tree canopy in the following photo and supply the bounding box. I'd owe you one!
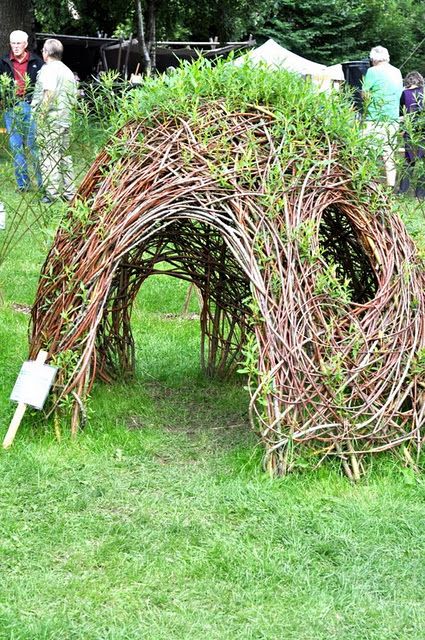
[31,0,425,73]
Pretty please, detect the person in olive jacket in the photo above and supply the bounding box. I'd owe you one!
[0,30,43,191]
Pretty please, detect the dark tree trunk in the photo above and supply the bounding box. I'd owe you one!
[146,0,156,72]
[0,0,36,54]
[136,0,151,75]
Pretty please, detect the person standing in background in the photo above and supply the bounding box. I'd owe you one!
[31,38,77,204]
[0,30,43,191]
[398,71,425,199]
[362,45,403,188]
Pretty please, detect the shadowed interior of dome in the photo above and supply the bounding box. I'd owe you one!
[318,204,379,304]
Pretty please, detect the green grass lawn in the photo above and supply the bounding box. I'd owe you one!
[0,152,425,638]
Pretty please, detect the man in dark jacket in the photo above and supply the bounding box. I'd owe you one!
[0,30,43,191]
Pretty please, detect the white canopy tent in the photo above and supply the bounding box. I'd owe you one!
[233,39,344,86]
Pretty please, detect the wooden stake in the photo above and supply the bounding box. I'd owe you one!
[3,350,48,449]
[182,283,202,315]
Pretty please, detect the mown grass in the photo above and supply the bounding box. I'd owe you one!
[0,145,425,638]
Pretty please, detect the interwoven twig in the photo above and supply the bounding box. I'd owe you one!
[29,101,425,477]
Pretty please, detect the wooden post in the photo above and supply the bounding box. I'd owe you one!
[3,350,48,449]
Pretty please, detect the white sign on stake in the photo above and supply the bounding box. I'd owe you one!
[3,351,57,449]
[10,360,57,410]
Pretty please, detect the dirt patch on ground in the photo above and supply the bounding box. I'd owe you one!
[125,382,254,450]
[159,312,200,321]
[12,302,31,314]
[157,384,252,447]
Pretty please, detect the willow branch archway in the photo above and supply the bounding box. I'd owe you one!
[29,101,425,478]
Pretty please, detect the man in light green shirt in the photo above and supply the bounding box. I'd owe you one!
[362,46,403,186]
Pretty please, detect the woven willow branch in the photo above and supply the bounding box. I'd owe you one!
[29,101,425,477]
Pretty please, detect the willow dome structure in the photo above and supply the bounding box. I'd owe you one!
[30,70,425,478]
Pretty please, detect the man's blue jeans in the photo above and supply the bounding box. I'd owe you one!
[4,100,42,190]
